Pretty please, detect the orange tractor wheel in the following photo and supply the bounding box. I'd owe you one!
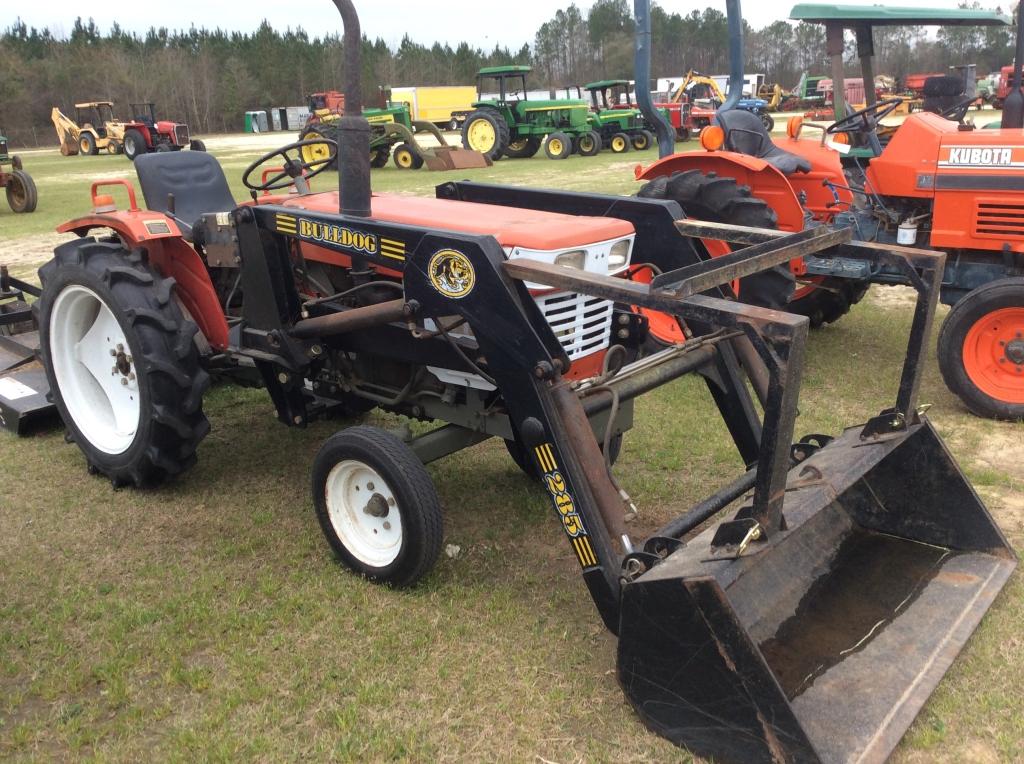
[938,278,1024,419]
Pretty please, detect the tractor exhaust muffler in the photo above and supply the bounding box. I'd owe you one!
[333,0,371,218]
[617,422,1016,763]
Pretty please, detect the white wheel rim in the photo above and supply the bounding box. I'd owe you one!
[325,460,403,567]
[49,284,141,455]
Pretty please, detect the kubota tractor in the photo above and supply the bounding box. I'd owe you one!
[635,1,1024,420]
[12,2,1015,762]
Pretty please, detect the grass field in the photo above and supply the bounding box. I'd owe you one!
[1,135,1021,762]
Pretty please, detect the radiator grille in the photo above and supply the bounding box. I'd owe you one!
[974,202,1024,238]
[174,125,190,145]
[535,291,613,360]
[0,139,8,157]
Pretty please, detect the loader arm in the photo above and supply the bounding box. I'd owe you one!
[51,108,80,145]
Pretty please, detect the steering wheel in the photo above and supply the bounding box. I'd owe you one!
[939,96,978,124]
[827,98,903,135]
[242,139,337,192]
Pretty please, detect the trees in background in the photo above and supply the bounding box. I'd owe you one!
[0,2,1015,145]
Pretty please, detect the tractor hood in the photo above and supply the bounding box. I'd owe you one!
[281,192,634,251]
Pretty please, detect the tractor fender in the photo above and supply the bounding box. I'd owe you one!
[57,212,229,350]
[635,151,805,232]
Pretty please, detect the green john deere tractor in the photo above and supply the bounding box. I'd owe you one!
[300,91,485,171]
[0,129,37,213]
[461,66,601,160]
[583,79,658,153]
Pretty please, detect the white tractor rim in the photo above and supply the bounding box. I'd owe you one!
[49,284,141,455]
[325,460,403,568]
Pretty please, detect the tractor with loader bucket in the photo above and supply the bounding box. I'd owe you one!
[0,130,37,214]
[461,66,600,161]
[633,1,1024,420]
[7,1,1015,761]
[300,90,487,171]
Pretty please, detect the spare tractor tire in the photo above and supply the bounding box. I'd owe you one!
[637,169,794,309]
[37,239,211,487]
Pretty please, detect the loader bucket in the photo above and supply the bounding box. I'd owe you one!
[421,146,491,171]
[618,419,1016,764]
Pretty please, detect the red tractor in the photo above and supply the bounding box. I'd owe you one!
[122,103,205,161]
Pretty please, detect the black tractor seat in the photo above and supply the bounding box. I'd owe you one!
[134,151,236,241]
[713,109,811,176]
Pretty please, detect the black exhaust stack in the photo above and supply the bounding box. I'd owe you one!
[333,0,372,217]
[720,0,745,113]
[1002,1,1024,128]
[633,0,675,158]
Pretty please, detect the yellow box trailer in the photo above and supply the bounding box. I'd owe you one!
[390,86,477,129]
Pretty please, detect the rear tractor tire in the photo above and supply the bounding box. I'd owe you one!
[503,136,542,159]
[393,142,424,170]
[576,130,602,157]
[189,139,206,152]
[461,109,509,161]
[123,130,148,162]
[544,132,572,160]
[609,132,631,153]
[937,278,1024,420]
[37,239,211,487]
[79,132,98,156]
[637,169,794,310]
[5,170,38,213]
[312,426,443,587]
[788,277,869,328]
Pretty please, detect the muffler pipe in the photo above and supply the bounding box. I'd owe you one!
[290,299,407,339]
[633,0,676,158]
[332,0,372,218]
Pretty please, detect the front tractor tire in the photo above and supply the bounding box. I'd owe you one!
[631,129,655,151]
[576,130,602,157]
[503,136,542,159]
[609,132,631,153]
[392,142,424,170]
[5,170,38,213]
[38,240,211,487]
[123,130,148,161]
[189,139,207,152]
[461,109,509,161]
[937,278,1024,420]
[312,426,443,587]
[544,132,572,160]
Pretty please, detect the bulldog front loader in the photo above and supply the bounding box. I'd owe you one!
[26,1,1016,761]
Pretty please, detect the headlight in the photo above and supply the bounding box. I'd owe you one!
[608,239,631,269]
[555,250,586,269]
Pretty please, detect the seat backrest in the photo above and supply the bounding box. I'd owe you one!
[134,151,236,239]
[714,109,771,156]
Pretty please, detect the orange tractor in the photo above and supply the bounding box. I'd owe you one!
[635,2,1024,420]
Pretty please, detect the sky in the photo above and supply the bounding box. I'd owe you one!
[4,0,1005,48]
